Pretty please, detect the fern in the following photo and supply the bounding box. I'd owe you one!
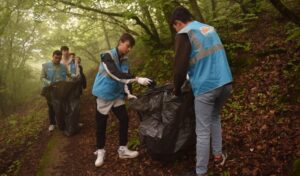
[286,24,300,46]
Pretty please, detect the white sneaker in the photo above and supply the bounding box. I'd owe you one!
[48,125,55,132]
[94,149,105,167]
[118,146,139,159]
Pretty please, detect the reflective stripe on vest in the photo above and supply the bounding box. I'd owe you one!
[178,21,233,96]
[189,31,224,65]
[45,62,67,83]
[70,60,76,75]
[98,50,129,75]
[92,48,129,101]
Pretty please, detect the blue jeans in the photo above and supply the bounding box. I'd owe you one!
[194,84,232,174]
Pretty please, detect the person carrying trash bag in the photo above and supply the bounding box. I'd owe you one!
[60,46,83,134]
[170,7,233,176]
[40,50,68,132]
[128,82,196,161]
[92,33,153,167]
[41,50,82,136]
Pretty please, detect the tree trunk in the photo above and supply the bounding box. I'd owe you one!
[100,17,111,49]
[269,0,300,26]
[79,47,99,63]
[211,0,217,19]
[188,0,205,22]
[139,3,162,47]
[162,1,181,45]
[231,0,250,14]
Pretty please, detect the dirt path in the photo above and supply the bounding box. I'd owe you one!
[48,93,196,176]
[37,131,69,176]
[17,25,300,175]
[18,126,69,176]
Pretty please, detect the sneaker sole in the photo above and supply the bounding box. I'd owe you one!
[94,151,105,167]
[95,162,104,167]
[119,154,139,159]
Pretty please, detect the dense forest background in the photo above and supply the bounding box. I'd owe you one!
[0,0,299,175]
[0,0,299,116]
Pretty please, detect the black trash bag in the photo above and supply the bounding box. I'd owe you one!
[42,80,81,136]
[129,83,195,160]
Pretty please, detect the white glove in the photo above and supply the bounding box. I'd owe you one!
[127,94,137,99]
[124,84,137,99]
[136,77,152,86]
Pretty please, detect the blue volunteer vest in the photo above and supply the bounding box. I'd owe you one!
[178,21,233,96]
[69,59,77,76]
[43,62,67,84]
[92,48,129,101]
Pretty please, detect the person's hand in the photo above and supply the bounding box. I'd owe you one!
[127,94,137,99]
[136,77,152,86]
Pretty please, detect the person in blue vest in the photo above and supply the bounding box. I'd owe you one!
[170,7,233,176]
[75,56,87,95]
[41,50,68,132]
[92,33,152,167]
[60,46,80,80]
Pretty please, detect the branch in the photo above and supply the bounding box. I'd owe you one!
[56,0,154,37]
[78,46,99,64]
[269,0,300,26]
[49,5,139,36]
[108,16,139,36]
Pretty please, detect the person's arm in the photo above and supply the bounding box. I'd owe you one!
[74,60,80,78]
[64,65,71,79]
[41,64,51,86]
[80,65,87,89]
[173,33,191,96]
[101,53,136,84]
[124,84,137,99]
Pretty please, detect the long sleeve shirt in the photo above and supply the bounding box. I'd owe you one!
[78,65,87,89]
[173,33,191,96]
[101,53,135,80]
[61,57,80,79]
[40,62,70,87]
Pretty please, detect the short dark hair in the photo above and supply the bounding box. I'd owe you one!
[170,6,193,25]
[60,46,69,51]
[53,50,62,56]
[69,52,75,56]
[76,56,81,61]
[119,33,135,47]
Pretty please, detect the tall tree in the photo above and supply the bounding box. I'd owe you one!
[100,17,111,49]
[211,0,217,19]
[162,1,181,44]
[188,0,205,22]
[269,0,300,26]
[139,1,162,47]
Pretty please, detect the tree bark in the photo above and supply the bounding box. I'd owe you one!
[79,47,99,63]
[231,0,250,14]
[269,0,300,26]
[100,17,111,49]
[162,1,181,45]
[139,3,162,46]
[211,0,217,19]
[188,0,205,22]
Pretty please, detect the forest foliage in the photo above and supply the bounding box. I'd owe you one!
[0,0,299,117]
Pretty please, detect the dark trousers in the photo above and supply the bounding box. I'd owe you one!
[96,105,129,149]
[47,101,56,125]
